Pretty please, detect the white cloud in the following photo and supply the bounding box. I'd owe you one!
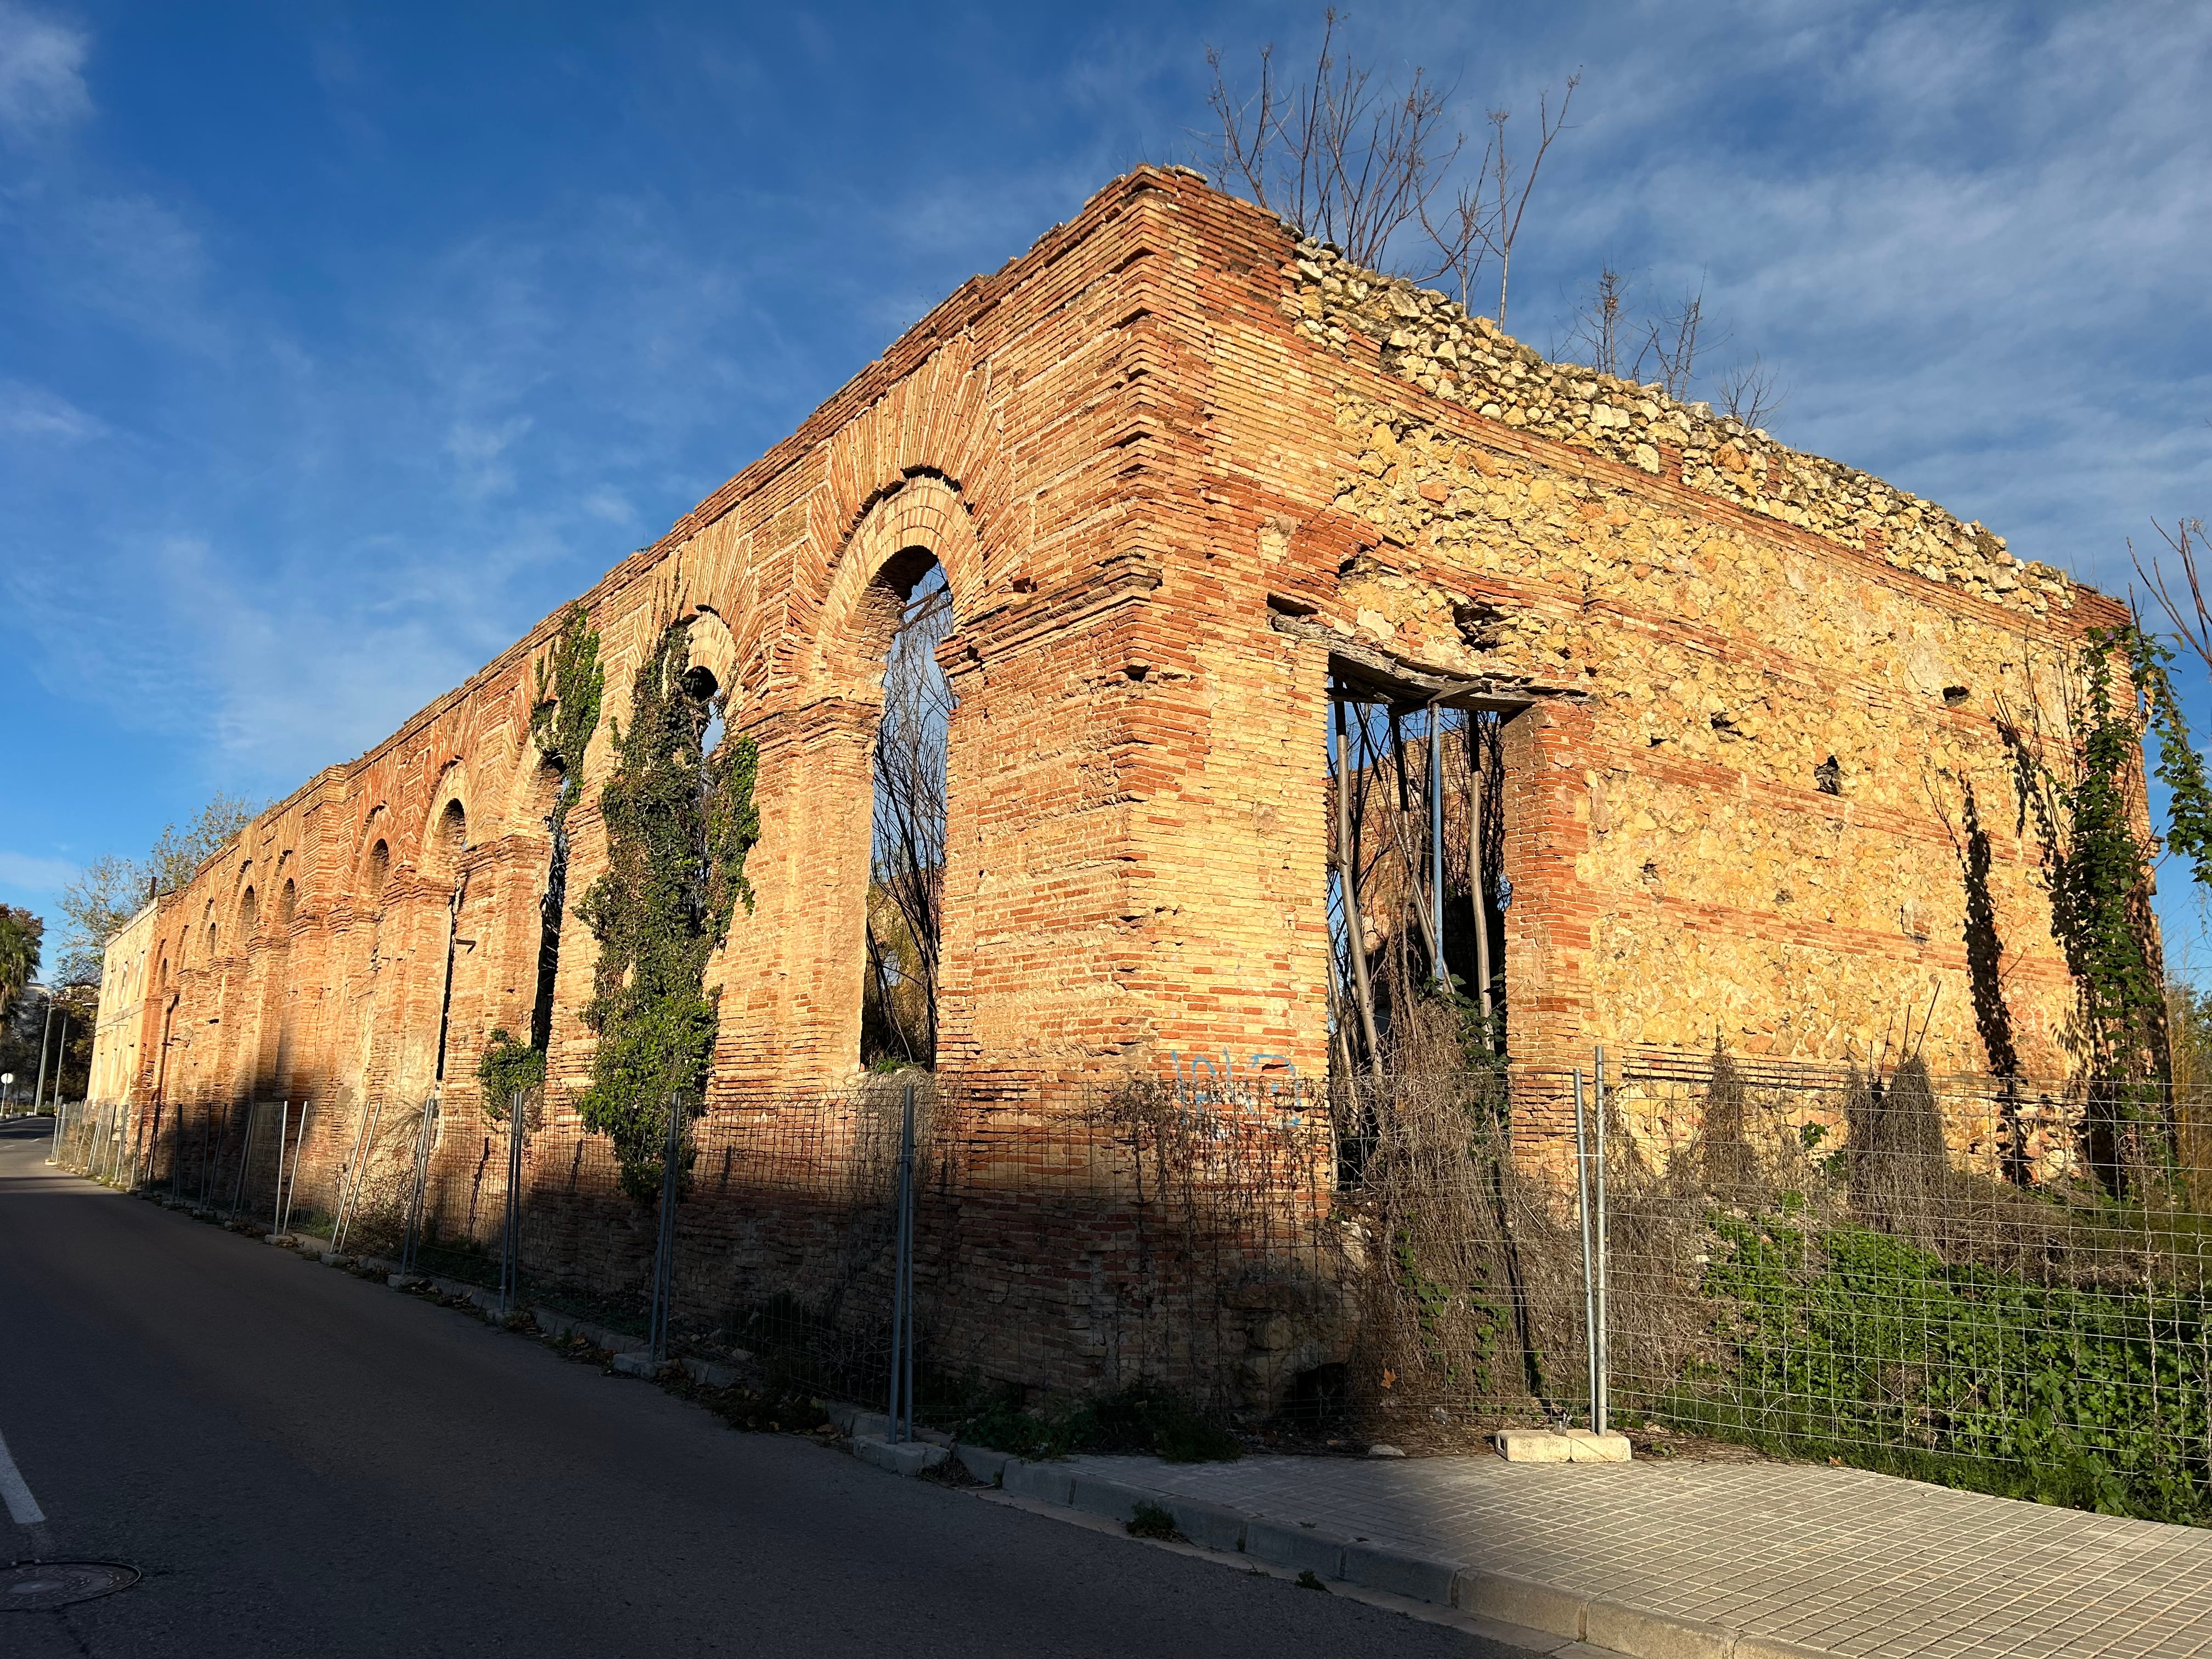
[0,849,78,891]
[445,415,534,500]
[582,487,635,525]
[0,377,102,439]
[0,1,89,141]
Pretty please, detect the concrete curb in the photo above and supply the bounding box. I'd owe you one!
[872,1448,1843,1659]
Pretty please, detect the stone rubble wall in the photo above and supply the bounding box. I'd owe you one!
[1287,242,2074,616]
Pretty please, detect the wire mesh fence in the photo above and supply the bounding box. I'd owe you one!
[47,1050,2212,1522]
[1599,1052,2212,1521]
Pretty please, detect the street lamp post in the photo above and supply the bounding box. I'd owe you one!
[31,995,56,1115]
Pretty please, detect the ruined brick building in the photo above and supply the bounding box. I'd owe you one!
[86,170,2128,1393]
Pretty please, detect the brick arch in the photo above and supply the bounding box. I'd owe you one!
[421,763,471,878]
[802,473,983,703]
[713,471,988,1088]
[354,809,393,905]
[680,606,739,706]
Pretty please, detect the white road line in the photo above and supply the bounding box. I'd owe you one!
[0,1428,48,1526]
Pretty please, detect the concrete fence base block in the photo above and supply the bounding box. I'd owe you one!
[608,1352,672,1380]
[853,1436,947,1477]
[680,1357,741,1390]
[1496,1429,1574,1463]
[1565,1430,1634,1463]
[954,1445,1010,1487]
[529,1308,645,1355]
[1583,1600,1733,1659]
[1458,1569,1587,1639]
[1243,1520,1345,1579]
[1342,1542,1460,1605]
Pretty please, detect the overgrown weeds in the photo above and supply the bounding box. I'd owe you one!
[946,1383,1243,1463]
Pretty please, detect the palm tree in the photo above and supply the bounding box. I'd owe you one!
[0,908,40,1018]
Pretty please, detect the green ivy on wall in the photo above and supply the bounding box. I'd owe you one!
[2003,623,2212,1190]
[529,601,605,838]
[475,1027,546,1123]
[520,601,606,1064]
[573,616,759,1198]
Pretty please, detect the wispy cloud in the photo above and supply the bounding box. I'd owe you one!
[0,849,77,892]
[0,0,88,141]
[0,376,102,438]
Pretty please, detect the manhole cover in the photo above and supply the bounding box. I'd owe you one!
[3,1561,139,1611]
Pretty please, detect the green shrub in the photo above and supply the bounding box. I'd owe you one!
[1675,1212,2212,1522]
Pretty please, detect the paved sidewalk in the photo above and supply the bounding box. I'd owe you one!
[1053,1451,2212,1658]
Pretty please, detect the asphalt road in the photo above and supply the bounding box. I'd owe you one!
[0,1117,1516,1657]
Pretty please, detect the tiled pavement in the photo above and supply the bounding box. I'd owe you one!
[1058,1452,2212,1658]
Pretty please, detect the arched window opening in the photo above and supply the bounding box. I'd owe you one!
[433,799,467,877]
[862,560,953,1069]
[366,838,391,904]
[528,758,569,1052]
[690,665,727,756]
[239,887,258,938]
[277,878,297,927]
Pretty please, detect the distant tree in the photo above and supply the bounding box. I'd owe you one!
[56,791,264,981]
[0,906,41,1016]
[1203,9,1579,323]
[1559,265,1636,377]
[865,574,955,1067]
[1560,265,1788,424]
[1714,353,1789,428]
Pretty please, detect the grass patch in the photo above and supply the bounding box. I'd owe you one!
[947,1383,1243,1464]
[1126,1500,1182,1540]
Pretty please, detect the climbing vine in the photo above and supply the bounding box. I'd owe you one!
[525,602,604,1056]
[2003,625,2201,1188]
[573,616,760,1197]
[2117,623,2212,893]
[476,1028,545,1123]
[529,602,605,837]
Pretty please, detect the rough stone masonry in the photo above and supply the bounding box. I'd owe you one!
[89,167,2126,1268]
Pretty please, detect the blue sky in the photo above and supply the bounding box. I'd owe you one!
[3,2,2210,969]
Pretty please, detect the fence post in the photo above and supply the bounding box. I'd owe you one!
[647,1091,684,1365]
[278,1102,308,1237]
[1573,1069,1598,1431]
[229,1102,259,1220]
[498,1090,525,1316]
[399,1095,439,1277]
[888,1080,916,1444]
[333,1094,386,1256]
[1593,1044,1610,1436]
